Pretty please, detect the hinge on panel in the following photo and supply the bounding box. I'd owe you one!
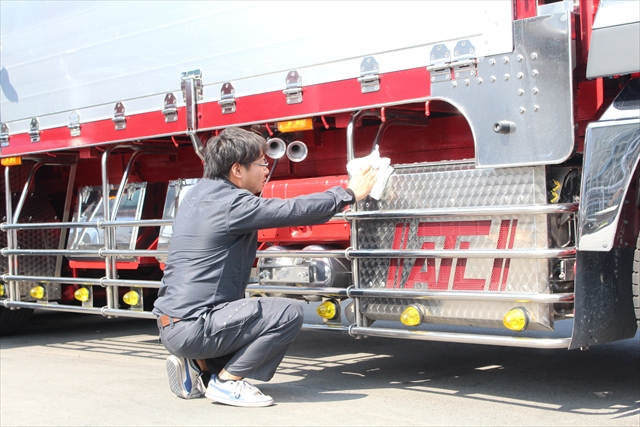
[112,102,127,130]
[162,93,178,123]
[28,118,40,143]
[180,70,203,103]
[451,40,478,79]
[427,40,477,83]
[283,70,303,104]
[0,123,10,147]
[68,111,81,137]
[219,82,236,114]
[427,44,452,82]
[358,56,380,93]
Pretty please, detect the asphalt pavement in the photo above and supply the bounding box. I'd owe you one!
[1,307,638,426]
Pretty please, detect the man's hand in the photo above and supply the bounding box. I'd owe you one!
[347,165,378,201]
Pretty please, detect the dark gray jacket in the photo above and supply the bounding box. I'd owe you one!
[153,177,354,319]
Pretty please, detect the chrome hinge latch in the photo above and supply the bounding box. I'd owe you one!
[28,118,41,142]
[283,70,303,104]
[162,92,178,123]
[0,123,10,147]
[68,111,81,137]
[427,44,452,83]
[451,40,477,79]
[112,102,127,130]
[358,56,380,93]
[219,82,236,114]
[427,40,477,83]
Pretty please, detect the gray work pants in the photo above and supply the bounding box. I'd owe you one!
[158,297,303,381]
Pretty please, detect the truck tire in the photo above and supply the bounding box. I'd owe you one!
[633,233,640,329]
[0,306,33,336]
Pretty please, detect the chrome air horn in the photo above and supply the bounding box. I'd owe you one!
[266,138,286,159]
[286,141,308,162]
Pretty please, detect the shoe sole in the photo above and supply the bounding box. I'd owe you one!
[205,390,273,407]
[166,356,204,399]
[166,356,189,398]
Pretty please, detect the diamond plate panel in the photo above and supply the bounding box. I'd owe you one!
[355,163,552,329]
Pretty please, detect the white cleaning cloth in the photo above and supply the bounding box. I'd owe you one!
[346,145,393,200]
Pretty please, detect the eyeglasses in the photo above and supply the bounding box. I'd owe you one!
[246,160,269,168]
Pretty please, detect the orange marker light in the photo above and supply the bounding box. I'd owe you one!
[277,118,313,133]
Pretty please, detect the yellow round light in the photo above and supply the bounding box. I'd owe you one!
[123,290,140,306]
[503,307,529,331]
[29,285,45,300]
[316,300,339,320]
[0,284,5,297]
[74,287,90,302]
[400,305,423,326]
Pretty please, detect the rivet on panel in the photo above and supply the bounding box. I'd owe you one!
[531,69,539,77]
[504,74,510,81]
[517,72,524,79]
[519,107,526,114]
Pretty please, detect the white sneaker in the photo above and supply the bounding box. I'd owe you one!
[205,375,274,407]
[166,355,206,399]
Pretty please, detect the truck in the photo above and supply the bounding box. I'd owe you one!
[1,0,639,350]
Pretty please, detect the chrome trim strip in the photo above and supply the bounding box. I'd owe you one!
[1,247,575,259]
[246,284,573,303]
[0,204,576,230]
[301,324,350,333]
[1,275,161,289]
[338,203,577,220]
[1,219,172,231]
[0,300,155,319]
[349,326,571,349]
[253,248,575,259]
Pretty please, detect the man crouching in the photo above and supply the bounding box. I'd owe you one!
[153,127,377,407]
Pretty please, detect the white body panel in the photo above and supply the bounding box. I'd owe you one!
[0,1,513,132]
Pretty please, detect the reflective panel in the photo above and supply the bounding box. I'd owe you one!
[67,183,147,259]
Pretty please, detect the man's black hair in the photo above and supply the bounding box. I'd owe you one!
[203,127,268,179]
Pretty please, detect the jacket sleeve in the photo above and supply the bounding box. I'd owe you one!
[226,186,354,234]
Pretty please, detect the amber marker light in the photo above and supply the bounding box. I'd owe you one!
[277,118,314,133]
[74,287,90,302]
[1,157,22,167]
[0,284,5,297]
[123,290,140,306]
[503,307,529,331]
[29,285,45,300]
[316,300,340,320]
[400,305,424,327]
